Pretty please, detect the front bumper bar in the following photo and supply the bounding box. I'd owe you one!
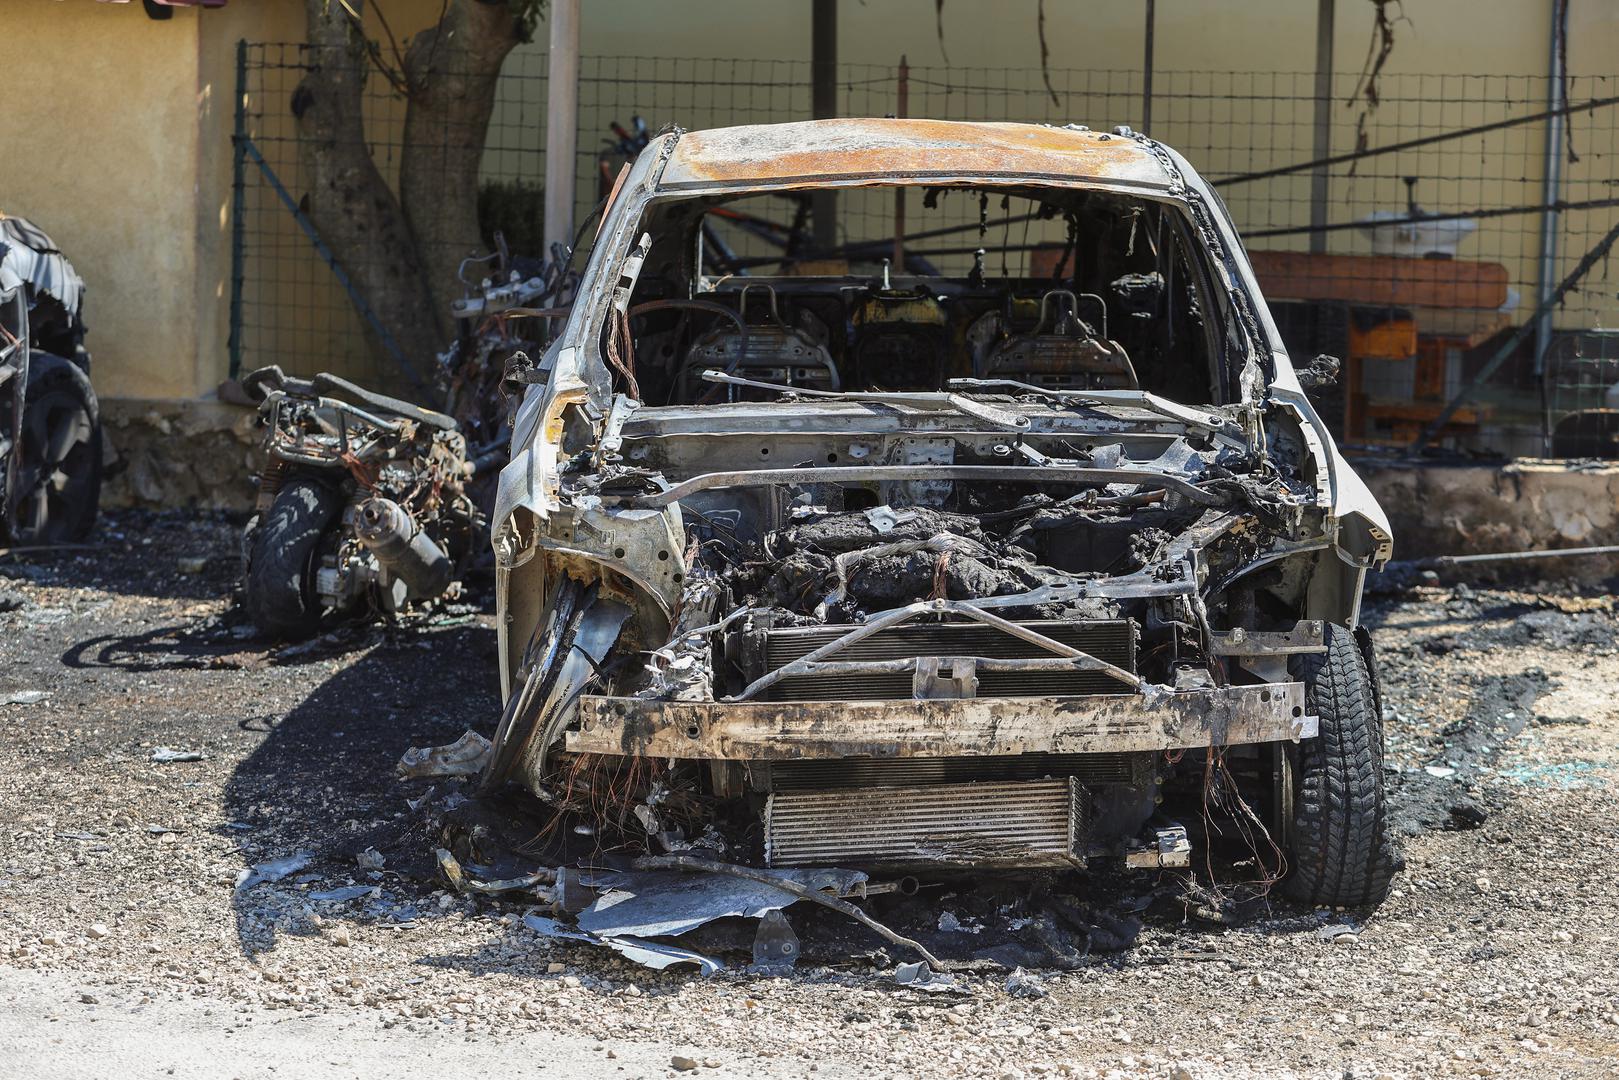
[567,683,1313,761]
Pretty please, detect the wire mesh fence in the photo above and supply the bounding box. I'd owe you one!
[233,46,1619,457]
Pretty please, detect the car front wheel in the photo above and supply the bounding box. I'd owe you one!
[8,353,101,544]
[1284,623,1402,908]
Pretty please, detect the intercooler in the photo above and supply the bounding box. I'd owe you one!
[764,777,1085,868]
[757,618,1135,702]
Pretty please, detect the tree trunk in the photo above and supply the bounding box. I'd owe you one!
[400,1,523,332]
[294,0,442,389]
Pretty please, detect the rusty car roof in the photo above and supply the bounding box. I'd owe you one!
[657,118,1176,192]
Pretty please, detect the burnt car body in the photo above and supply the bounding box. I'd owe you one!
[481,120,1398,907]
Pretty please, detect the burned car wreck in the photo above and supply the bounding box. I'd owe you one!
[1,212,100,545]
[481,120,1399,909]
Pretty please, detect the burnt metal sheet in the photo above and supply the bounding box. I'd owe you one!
[659,119,1173,192]
[619,398,1200,439]
[575,866,867,938]
[567,683,1311,761]
[522,913,722,976]
[0,215,83,317]
[618,464,1223,509]
[764,778,1083,868]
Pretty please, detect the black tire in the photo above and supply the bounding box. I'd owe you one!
[1283,623,1402,908]
[7,353,101,544]
[244,479,342,640]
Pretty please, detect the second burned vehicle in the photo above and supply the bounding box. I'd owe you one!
[242,366,482,639]
[0,212,101,546]
[481,120,1399,907]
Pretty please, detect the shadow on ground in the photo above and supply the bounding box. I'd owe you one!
[61,623,260,672]
[219,622,501,956]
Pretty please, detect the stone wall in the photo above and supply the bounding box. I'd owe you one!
[101,399,261,514]
[1358,459,1619,561]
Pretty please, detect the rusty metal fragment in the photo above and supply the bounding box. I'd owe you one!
[660,119,1173,191]
[398,730,492,779]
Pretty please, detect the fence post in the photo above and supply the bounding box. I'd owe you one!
[1141,0,1155,134]
[811,0,838,252]
[227,38,248,381]
[1534,0,1569,445]
[1309,0,1335,254]
[893,56,907,272]
[544,0,581,255]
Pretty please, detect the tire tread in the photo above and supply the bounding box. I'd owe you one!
[244,479,340,640]
[1285,624,1401,907]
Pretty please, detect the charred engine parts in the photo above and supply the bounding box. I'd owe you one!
[355,496,455,600]
[241,365,481,640]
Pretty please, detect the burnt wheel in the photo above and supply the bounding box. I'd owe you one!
[8,353,101,544]
[1283,623,1402,908]
[244,478,342,640]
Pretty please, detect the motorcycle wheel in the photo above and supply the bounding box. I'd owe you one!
[244,478,342,640]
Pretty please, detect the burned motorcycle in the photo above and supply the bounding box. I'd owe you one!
[438,240,575,518]
[242,365,481,640]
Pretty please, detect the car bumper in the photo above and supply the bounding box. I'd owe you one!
[566,682,1314,761]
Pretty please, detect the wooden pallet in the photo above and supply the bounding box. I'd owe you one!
[1250,251,1510,310]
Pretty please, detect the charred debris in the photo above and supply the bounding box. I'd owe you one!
[240,365,484,640]
[1,213,101,546]
[434,391,1310,971]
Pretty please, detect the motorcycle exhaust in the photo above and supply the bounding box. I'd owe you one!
[355,497,453,600]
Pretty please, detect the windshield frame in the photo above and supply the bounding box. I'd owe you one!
[542,138,1268,428]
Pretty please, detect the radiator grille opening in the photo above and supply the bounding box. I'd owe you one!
[759,619,1135,702]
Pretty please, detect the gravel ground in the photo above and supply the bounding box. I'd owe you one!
[2,511,1617,1080]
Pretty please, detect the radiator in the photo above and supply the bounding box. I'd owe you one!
[764,777,1085,868]
[764,752,1135,791]
[759,619,1135,702]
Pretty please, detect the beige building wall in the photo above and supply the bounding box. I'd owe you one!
[0,0,308,401]
[556,1,1607,116]
[504,1,1607,343]
[0,0,443,404]
[530,0,1617,312]
[1,1,206,400]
